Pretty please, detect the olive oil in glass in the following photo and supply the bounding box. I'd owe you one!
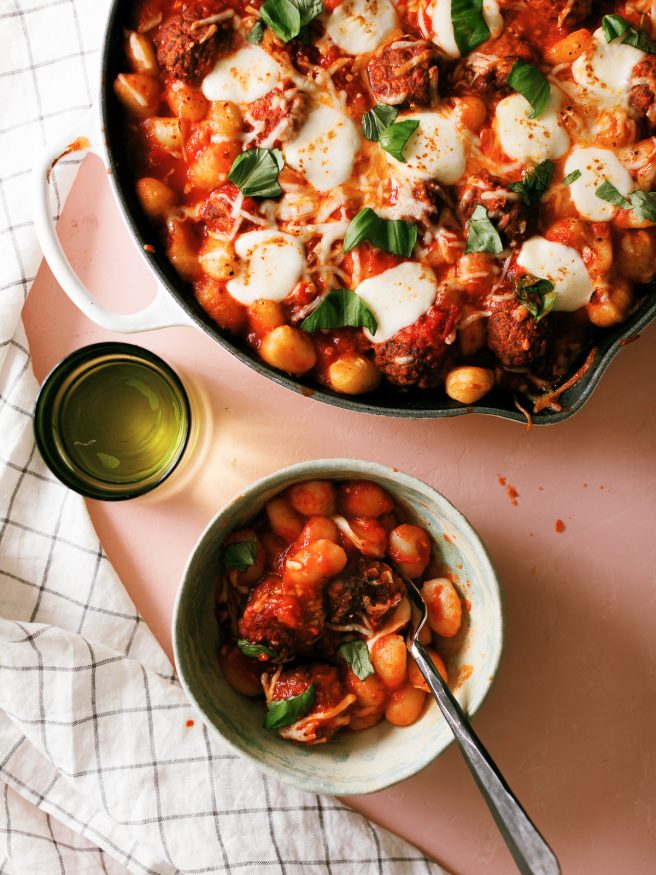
[35,344,191,500]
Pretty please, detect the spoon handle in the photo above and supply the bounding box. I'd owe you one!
[411,640,560,875]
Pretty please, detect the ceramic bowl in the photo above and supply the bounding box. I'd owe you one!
[173,460,504,795]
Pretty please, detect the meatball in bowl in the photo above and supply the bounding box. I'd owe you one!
[173,460,503,795]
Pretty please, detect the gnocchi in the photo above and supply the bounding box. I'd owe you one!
[214,478,469,743]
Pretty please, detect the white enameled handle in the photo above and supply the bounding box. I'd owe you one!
[32,110,196,333]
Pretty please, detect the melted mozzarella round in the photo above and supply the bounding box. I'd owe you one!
[495,90,570,163]
[564,147,634,221]
[355,262,438,342]
[387,112,466,184]
[572,29,644,109]
[517,237,594,312]
[283,106,361,192]
[425,0,503,58]
[326,0,399,54]
[227,230,305,305]
[202,46,283,103]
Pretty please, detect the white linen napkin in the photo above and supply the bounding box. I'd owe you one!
[0,1,447,872]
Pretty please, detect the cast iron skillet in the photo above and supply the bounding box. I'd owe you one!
[100,0,656,424]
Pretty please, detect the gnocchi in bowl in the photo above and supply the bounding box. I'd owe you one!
[173,460,503,795]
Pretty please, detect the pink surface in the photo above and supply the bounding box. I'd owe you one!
[24,155,656,875]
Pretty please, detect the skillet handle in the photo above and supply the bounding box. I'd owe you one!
[31,110,196,333]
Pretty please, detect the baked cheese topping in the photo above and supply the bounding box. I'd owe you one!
[355,262,438,342]
[202,46,283,103]
[572,29,645,109]
[387,112,467,184]
[564,148,634,222]
[326,0,399,55]
[495,90,570,163]
[227,230,305,304]
[120,0,656,406]
[284,106,361,192]
[424,0,503,58]
[517,237,594,312]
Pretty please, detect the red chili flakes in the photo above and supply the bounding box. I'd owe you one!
[498,475,519,506]
[185,719,195,728]
[555,519,566,534]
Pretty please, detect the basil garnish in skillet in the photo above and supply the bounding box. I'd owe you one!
[465,205,503,254]
[300,289,378,334]
[601,14,656,54]
[343,208,418,257]
[509,160,554,206]
[378,119,420,163]
[264,684,316,730]
[629,190,656,222]
[237,640,279,660]
[507,60,551,119]
[596,180,656,222]
[451,0,492,56]
[362,104,399,141]
[361,106,419,162]
[259,0,323,43]
[562,170,582,186]
[595,179,631,209]
[224,539,258,572]
[514,275,557,323]
[247,20,266,43]
[338,639,374,681]
[228,148,284,198]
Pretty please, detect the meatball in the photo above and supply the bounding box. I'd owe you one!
[629,57,656,131]
[154,3,229,83]
[266,664,354,743]
[200,182,255,236]
[525,0,591,27]
[487,295,553,370]
[238,573,324,659]
[458,171,532,247]
[245,88,308,148]
[373,293,460,389]
[366,36,439,107]
[326,558,404,629]
[455,25,535,98]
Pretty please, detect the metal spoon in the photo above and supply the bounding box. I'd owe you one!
[402,576,561,875]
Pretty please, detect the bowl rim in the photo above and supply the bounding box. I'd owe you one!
[172,459,505,795]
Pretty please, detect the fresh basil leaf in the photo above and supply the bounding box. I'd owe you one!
[264,684,315,730]
[465,204,503,254]
[602,14,656,53]
[224,538,258,571]
[379,119,419,162]
[237,639,278,660]
[596,179,631,209]
[301,288,378,334]
[507,60,551,118]
[514,275,557,322]
[338,639,374,681]
[247,19,265,43]
[343,207,418,257]
[602,13,631,43]
[629,190,656,222]
[259,0,323,42]
[228,148,283,198]
[562,169,582,186]
[509,160,554,206]
[260,0,299,41]
[362,104,399,141]
[451,0,491,56]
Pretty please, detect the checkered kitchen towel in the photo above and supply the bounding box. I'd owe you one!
[0,1,447,873]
